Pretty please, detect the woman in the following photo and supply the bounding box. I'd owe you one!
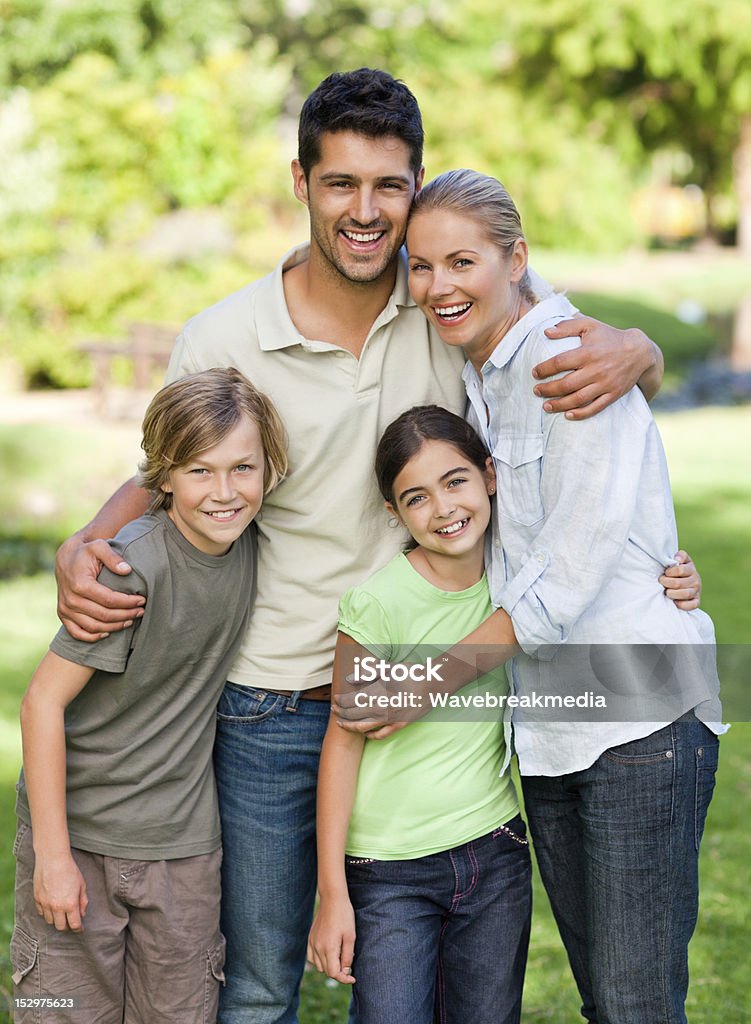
[403,169,724,1024]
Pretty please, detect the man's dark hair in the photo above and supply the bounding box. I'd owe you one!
[298,68,424,178]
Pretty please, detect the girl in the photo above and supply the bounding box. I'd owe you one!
[403,170,724,1024]
[308,406,530,1024]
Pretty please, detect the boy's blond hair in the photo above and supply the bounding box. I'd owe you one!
[139,368,288,512]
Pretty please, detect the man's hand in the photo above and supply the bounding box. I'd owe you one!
[56,534,144,641]
[533,317,661,419]
[33,852,88,932]
[307,896,356,984]
[660,550,702,611]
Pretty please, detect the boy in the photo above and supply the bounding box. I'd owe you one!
[12,368,287,1023]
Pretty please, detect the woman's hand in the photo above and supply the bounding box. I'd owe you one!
[660,550,702,611]
[307,896,357,984]
[533,318,662,418]
[33,852,88,932]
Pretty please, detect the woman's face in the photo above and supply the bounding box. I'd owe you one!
[407,208,528,369]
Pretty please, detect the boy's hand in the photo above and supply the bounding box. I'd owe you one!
[34,853,88,932]
[660,550,702,611]
[56,534,145,641]
[534,318,658,417]
[307,896,356,984]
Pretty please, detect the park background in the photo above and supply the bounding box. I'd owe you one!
[1,1,749,1020]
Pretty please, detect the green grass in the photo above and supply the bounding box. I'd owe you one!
[0,407,749,1022]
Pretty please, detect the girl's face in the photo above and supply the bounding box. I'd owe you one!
[407,209,529,370]
[386,439,495,565]
[161,413,265,556]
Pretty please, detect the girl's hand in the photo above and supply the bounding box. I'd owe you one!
[33,852,88,932]
[660,550,702,611]
[307,896,356,984]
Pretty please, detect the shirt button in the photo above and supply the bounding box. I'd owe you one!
[536,554,545,564]
[334,351,346,358]
[665,750,674,759]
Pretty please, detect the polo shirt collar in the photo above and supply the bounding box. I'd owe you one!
[255,243,414,353]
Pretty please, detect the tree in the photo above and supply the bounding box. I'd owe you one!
[481,0,751,253]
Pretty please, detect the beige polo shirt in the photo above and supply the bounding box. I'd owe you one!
[166,244,466,691]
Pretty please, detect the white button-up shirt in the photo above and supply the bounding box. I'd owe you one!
[464,294,724,776]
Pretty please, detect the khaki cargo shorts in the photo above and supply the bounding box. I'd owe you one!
[11,822,225,1023]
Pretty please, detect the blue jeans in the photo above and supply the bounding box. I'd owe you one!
[213,683,331,1024]
[345,817,532,1024]
[521,716,719,1024]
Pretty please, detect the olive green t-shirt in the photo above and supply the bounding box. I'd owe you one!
[339,553,519,860]
[16,510,255,860]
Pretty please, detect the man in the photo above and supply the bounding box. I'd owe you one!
[55,69,698,1024]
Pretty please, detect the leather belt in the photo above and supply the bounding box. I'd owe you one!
[275,684,332,701]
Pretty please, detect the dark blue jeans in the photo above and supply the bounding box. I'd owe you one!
[345,817,532,1024]
[213,683,331,1024]
[522,716,719,1024]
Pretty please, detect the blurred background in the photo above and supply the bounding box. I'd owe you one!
[1,1,749,1020]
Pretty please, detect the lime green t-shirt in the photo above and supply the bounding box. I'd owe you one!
[338,552,519,860]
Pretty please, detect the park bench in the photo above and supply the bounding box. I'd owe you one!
[78,321,178,415]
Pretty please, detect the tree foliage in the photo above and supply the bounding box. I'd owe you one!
[1,0,749,386]
[486,0,751,241]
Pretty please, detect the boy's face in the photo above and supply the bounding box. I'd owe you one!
[161,414,265,556]
[292,130,424,285]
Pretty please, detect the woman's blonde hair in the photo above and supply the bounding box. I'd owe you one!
[139,367,288,512]
[410,168,537,306]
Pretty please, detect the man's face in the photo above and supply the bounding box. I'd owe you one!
[292,131,424,285]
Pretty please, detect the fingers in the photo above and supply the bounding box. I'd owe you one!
[661,585,699,604]
[59,605,142,640]
[306,938,323,974]
[340,933,355,983]
[532,349,584,383]
[336,716,386,734]
[85,539,132,576]
[534,381,612,416]
[660,550,702,611]
[307,939,356,984]
[662,553,700,584]
[58,582,145,640]
[77,879,89,928]
[554,393,615,421]
[335,717,408,739]
[62,579,145,614]
[659,572,700,610]
[56,537,145,640]
[35,898,85,932]
[364,722,408,740]
[65,903,84,933]
[543,316,597,339]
